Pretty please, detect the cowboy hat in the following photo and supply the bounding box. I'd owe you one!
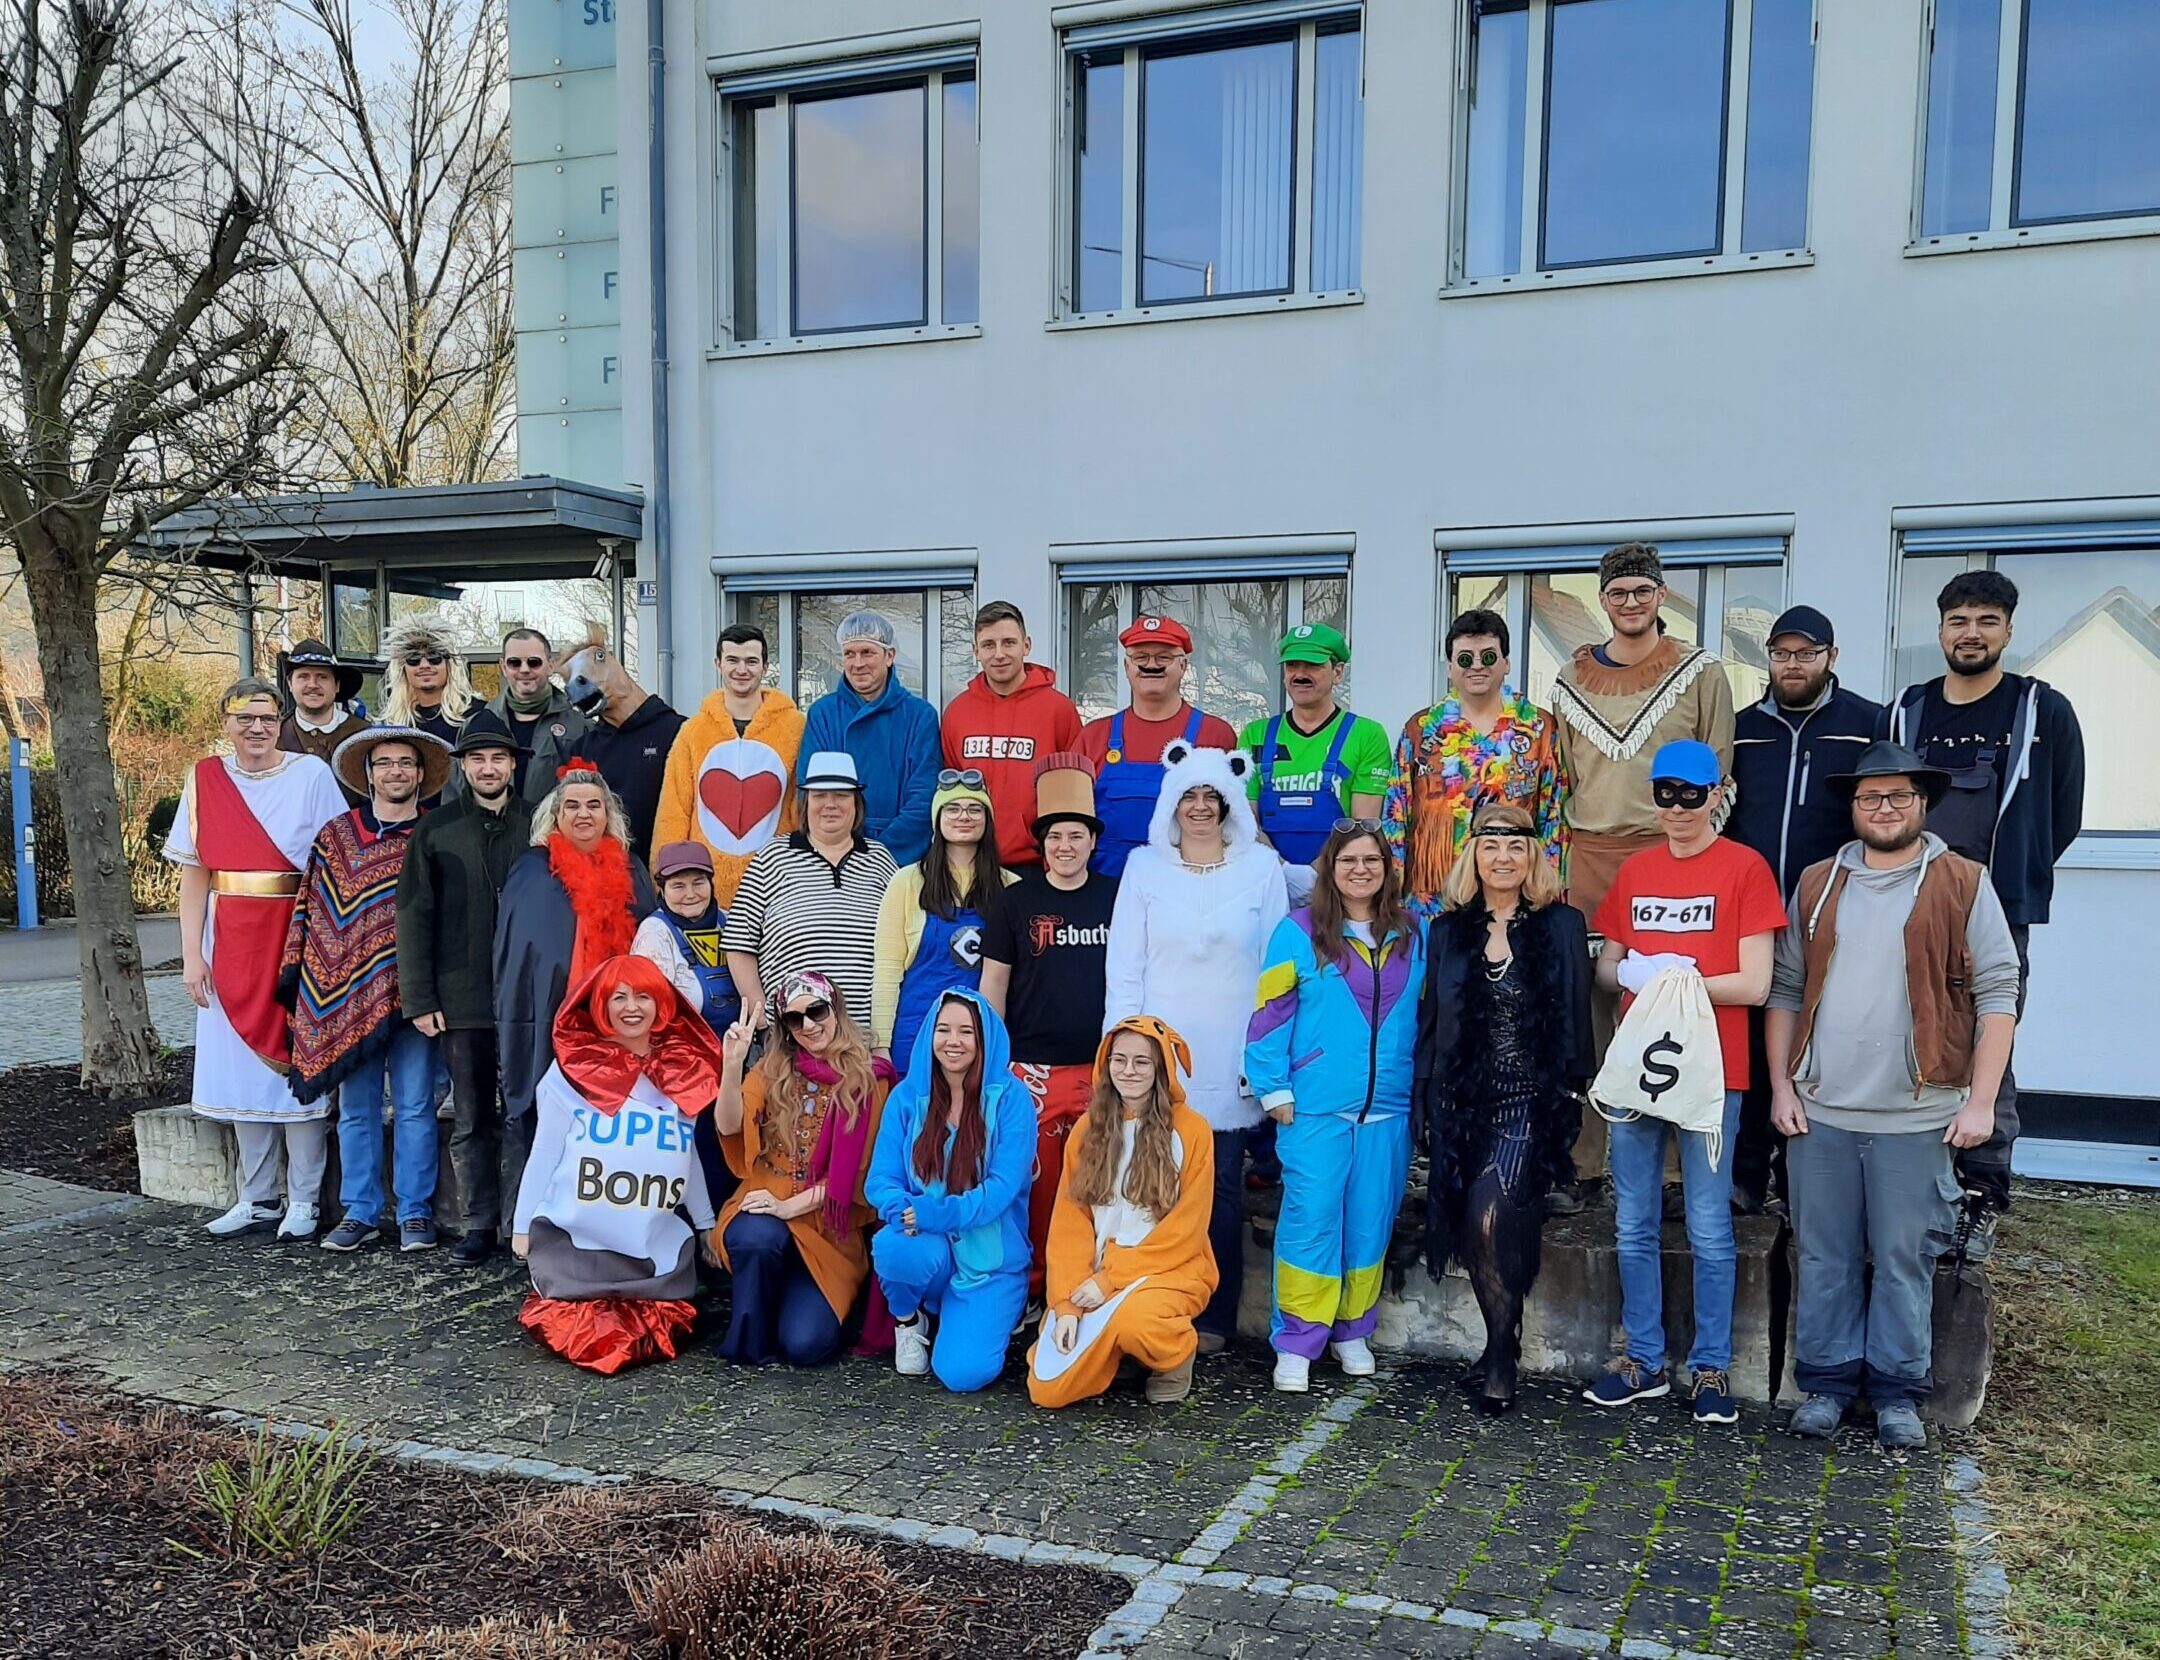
[282,638,363,703]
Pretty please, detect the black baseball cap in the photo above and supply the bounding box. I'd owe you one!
[1768,605,1834,647]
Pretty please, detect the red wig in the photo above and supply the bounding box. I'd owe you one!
[551,953,720,1115]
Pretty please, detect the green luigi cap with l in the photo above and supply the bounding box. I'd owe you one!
[1277,623,1349,665]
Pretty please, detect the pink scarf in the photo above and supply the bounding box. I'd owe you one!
[801,1051,897,1239]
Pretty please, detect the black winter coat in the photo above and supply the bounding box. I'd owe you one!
[578,693,686,863]
[1725,678,1886,896]
[395,795,534,1030]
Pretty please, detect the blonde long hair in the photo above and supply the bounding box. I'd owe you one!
[378,617,477,726]
[529,766,633,848]
[1067,1032,1182,1219]
[756,982,877,1132]
[1440,801,1564,911]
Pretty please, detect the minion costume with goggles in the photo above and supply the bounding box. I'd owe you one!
[872,769,1019,1061]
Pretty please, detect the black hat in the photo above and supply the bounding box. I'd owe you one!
[283,638,362,702]
[451,706,519,757]
[1828,741,1951,808]
[1768,605,1835,647]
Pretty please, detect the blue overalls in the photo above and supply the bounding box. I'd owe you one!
[1091,706,1204,878]
[891,904,988,1064]
[657,906,742,1219]
[1255,712,1356,865]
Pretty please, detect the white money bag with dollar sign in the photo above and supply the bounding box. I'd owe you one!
[1590,967,1729,1169]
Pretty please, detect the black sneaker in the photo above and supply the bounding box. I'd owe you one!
[1543,1181,1586,1218]
[1583,1358,1669,1408]
[450,1232,495,1267]
[320,1217,379,1253]
[1691,1369,1739,1425]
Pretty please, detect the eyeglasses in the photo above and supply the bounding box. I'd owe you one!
[402,652,446,667]
[1768,646,1828,665]
[1452,648,1501,670]
[782,1000,833,1031]
[228,713,279,730]
[1853,789,1922,812]
[1652,781,1713,809]
[1603,584,1663,608]
[936,768,986,790]
[369,757,421,773]
[503,656,547,670]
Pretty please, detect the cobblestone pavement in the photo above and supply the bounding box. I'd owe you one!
[0,972,196,1069]
[0,1169,2005,1659]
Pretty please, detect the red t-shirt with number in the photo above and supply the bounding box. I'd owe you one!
[1592,838,1787,1091]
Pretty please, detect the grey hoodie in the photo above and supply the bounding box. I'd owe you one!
[1769,832,2019,1133]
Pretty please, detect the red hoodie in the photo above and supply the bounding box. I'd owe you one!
[940,663,1083,866]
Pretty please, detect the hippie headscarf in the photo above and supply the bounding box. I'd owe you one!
[772,970,897,1238]
[548,758,638,987]
[550,953,722,1116]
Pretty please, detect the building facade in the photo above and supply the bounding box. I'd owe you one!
[522,0,2160,1179]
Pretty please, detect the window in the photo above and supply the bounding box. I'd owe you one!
[1457,0,1815,284]
[1895,519,2160,836]
[721,581,977,706]
[1062,4,1365,316]
[721,50,978,344]
[1917,0,2160,242]
[1059,558,1350,728]
[1439,528,1786,708]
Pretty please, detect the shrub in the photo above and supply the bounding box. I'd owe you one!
[483,1483,713,1576]
[633,1520,937,1660]
[187,1421,372,1562]
[294,1615,635,1660]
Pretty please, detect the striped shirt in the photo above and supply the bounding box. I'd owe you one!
[720,831,897,1025]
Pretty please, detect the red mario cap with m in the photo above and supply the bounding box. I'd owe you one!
[1117,615,1192,652]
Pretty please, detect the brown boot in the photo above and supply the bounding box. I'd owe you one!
[1146,1356,1194,1404]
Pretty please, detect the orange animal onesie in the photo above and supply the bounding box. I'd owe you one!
[1027,1017,1219,1409]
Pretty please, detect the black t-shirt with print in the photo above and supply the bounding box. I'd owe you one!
[982,870,1119,1066]
[1914,678,2019,863]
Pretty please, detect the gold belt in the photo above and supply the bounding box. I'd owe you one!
[210,871,301,897]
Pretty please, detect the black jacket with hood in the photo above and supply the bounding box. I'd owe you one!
[1725,677,1886,896]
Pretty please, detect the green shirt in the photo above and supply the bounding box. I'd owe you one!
[1238,707,1394,809]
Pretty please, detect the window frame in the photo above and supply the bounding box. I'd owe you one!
[1889,506,2160,860]
[715,51,982,354]
[1446,0,1818,296]
[1052,5,1366,325]
[717,565,978,707]
[1908,0,2160,256]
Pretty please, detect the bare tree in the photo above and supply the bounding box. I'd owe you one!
[0,0,301,1090]
[271,0,514,488]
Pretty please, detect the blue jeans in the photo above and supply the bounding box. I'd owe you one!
[1609,1089,1741,1377]
[336,1020,441,1226]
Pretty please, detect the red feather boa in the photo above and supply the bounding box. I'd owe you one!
[549,834,637,990]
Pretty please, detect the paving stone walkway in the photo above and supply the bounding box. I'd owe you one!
[0,972,196,1069]
[0,1168,2009,1659]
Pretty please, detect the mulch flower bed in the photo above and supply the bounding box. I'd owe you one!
[0,1049,191,1192]
[0,1374,1128,1659]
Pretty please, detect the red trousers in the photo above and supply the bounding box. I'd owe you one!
[1013,1062,1093,1300]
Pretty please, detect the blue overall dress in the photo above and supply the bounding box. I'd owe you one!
[891,903,988,1065]
[1255,712,1356,866]
[1091,707,1205,878]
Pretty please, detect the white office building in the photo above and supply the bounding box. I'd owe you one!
[509,0,2159,1179]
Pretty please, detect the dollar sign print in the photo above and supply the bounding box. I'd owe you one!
[1640,1033,1683,1103]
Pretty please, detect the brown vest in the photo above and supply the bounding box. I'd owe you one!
[1790,850,1987,1091]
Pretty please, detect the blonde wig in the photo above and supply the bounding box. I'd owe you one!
[1440,801,1564,912]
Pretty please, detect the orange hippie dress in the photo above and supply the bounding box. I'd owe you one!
[1027,1018,1219,1409]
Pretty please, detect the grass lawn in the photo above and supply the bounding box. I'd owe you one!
[1978,1186,2160,1660]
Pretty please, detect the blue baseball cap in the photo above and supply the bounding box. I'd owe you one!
[1648,740,1721,788]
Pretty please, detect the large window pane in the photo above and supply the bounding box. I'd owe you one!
[2015,0,2160,225]
[732,100,782,340]
[1892,556,1970,694]
[1740,0,1814,251]
[939,586,978,704]
[1140,37,1296,303]
[1543,0,1730,268]
[796,591,927,703]
[942,74,980,323]
[1066,582,1124,722]
[1992,548,2157,832]
[1719,565,1779,707]
[1525,568,1700,710]
[730,591,784,690]
[1137,580,1286,730]
[1075,55,1126,311]
[1311,24,1364,291]
[1920,0,2002,237]
[331,578,380,657]
[1463,2,1529,278]
[792,85,926,333]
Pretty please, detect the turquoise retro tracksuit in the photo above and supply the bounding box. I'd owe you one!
[1244,910,1425,1359]
[866,989,1035,1393]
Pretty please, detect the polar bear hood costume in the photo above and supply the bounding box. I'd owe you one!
[1146,741,1264,855]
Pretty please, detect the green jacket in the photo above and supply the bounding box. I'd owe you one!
[395,794,535,1030]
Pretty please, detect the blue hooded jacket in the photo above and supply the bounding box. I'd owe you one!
[865,987,1036,1280]
[801,671,944,866]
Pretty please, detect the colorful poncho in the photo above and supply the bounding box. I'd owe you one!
[280,808,418,1103]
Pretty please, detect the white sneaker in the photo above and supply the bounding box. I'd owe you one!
[1330,1338,1376,1376]
[1272,1352,1310,1393]
[276,1203,320,1241]
[893,1315,931,1377]
[206,1199,282,1237]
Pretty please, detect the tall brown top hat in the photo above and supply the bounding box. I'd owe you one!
[1032,751,1102,839]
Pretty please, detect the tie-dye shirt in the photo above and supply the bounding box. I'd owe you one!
[1381,692,1569,920]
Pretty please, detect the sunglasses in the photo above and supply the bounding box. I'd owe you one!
[1332,817,1384,834]
[782,1000,833,1031]
[936,768,986,790]
[402,652,447,667]
[1452,648,1501,670]
[1652,781,1713,810]
[503,656,548,670]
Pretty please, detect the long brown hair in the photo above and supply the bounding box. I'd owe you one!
[911,994,987,1192]
[756,981,877,1130]
[1308,824,1411,970]
[918,802,1007,920]
[1067,1031,1182,1219]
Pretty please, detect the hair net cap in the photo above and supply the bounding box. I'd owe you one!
[835,611,897,650]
